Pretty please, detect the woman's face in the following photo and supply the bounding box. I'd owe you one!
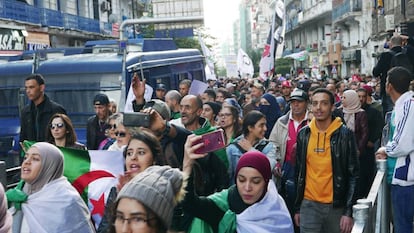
[50,117,66,140]
[115,124,131,147]
[218,107,234,129]
[125,139,154,178]
[236,167,266,205]
[108,119,117,139]
[115,198,156,233]
[201,104,215,124]
[248,117,267,139]
[21,147,42,184]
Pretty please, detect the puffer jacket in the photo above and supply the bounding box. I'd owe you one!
[294,122,359,217]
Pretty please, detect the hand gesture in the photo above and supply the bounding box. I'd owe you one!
[131,72,146,104]
[117,171,133,192]
[238,138,252,152]
[183,134,208,175]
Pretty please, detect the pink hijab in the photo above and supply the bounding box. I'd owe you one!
[342,90,364,132]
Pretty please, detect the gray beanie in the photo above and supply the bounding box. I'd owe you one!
[117,166,185,228]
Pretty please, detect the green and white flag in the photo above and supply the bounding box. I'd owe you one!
[23,141,124,228]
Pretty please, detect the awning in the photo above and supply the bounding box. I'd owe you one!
[25,32,50,50]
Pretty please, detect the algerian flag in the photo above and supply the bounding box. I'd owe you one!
[23,141,124,228]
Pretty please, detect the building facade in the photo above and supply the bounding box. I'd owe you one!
[0,0,204,56]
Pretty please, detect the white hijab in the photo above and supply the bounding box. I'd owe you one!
[236,182,294,233]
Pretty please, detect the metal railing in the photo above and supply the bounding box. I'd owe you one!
[352,159,390,233]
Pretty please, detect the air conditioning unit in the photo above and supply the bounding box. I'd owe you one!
[384,15,395,32]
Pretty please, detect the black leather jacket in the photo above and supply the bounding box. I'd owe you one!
[294,124,359,217]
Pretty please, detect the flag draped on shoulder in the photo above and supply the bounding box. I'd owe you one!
[237,48,254,77]
[259,0,285,80]
[23,141,124,228]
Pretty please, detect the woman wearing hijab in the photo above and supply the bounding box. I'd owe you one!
[340,90,368,156]
[182,134,294,233]
[0,184,11,233]
[259,93,282,138]
[6,142,95,233]
[340,89,369,198]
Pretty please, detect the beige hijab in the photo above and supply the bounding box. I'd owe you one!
[342,90,364,132]
[23,142,64,195]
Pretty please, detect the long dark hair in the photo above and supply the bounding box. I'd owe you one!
[123,130,166,166]
[222,105,241,139]
[242,110,265,136]
[45,113,77,147]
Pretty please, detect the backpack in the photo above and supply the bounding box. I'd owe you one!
[390,48,414,73]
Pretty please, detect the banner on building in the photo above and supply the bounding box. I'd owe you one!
[0,28,25,51]
[25,32,50,50]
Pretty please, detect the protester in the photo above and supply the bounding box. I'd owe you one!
[98,113,122,150]
[259,93,282,138]
[45,113,86,150]
[227,110,276,184]
[109,166,185,233]
[375,67,414,233]
[202,102,221,127]
[87,93,112,149]
[107,113,132,152]
[179,79,192,97]
[294,88,359,233]
[20,74,66,143]
[0,184,11,233]
[97,130,166,232]
[6,142,95,232]
[182,138,294,233]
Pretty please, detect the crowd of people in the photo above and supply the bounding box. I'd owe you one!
[1,33,414,233]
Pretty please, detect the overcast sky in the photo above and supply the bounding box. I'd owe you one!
[203,0,241,41]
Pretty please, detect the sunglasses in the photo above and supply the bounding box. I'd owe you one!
[115,131,127,137]
[109,124,117,130]
[50,123,65,130]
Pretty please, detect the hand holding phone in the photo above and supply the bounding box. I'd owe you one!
[193,129,226,154]
[123,112,150,128]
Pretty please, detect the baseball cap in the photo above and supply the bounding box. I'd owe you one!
[93,93,109,105]
[290,89,309,101]
[225,83,236,89]
[156,83,167,91]
[281,80,292,88]
[143,99,171,120]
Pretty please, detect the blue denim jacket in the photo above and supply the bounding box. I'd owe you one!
[226,135,276,184]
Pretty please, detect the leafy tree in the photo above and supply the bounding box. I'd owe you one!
[275,58,292,76]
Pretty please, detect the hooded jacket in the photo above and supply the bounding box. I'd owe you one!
[294,117,359,217]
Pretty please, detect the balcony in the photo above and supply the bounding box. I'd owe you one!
[0,0,100,34]
[332,0,362,23]
[302,0,332,23]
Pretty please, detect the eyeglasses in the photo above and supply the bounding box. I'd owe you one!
[114,214,152,229]
[50,123,65,130]
[218,113,232,118]
[115,131,127,137]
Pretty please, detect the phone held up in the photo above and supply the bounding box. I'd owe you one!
[123,112,150,128]
[193,129,226,154]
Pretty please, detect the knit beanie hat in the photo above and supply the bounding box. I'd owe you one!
[235,151,272,184]
[117,166,185,229]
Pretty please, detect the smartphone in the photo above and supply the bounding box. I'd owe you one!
[194,129,226,154]
[123,112,150,128]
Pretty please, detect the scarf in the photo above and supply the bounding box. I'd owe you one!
[0,185,11,233]
[10,177,95,233]
[342,90,363,132]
